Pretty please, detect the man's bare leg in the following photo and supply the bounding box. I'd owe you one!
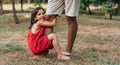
[43,15,57,55]
[44,15,57,35]
[65,16,78,53]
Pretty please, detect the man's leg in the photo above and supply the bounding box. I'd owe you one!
[44,15,57,35]
[43,15,57,55]
[66,16,78,53]
[44,0,64,55]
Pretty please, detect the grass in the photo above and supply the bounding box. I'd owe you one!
[0,13,120,65]
[0,43,25,54]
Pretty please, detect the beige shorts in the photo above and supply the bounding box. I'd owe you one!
[46,0,80,17]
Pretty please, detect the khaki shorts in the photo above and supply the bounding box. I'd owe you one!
[46,0,80,17]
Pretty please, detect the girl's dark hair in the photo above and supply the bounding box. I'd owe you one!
[29,7,45,29]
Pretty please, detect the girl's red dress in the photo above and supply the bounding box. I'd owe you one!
[28,26,53,55]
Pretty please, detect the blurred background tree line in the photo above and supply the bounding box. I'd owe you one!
[0,0,120,23]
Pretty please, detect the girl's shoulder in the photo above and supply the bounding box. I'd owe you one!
[32,26,45,34]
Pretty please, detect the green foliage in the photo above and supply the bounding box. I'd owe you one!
[31,0,48,3]
[2,0,11,4]
[0,0,2,4]
[90,0,106,5]
[80,0,90,10]
[103,1,113,17]
[34,0,41,6]
[80,0,107,9]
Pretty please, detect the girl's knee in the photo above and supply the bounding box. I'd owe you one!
[51,33,57,38]
[50,33,56,36]
[48,33,57,40]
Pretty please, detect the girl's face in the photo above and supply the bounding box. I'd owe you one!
[34,9,45,21]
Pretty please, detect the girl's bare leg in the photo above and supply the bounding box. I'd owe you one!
[48,33,61,56]
[48,33,70,60]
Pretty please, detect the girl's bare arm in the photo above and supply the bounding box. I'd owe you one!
[32,18,57,34]
[37,18,57,27]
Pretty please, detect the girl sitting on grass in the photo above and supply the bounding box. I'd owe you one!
[27,7,70,60]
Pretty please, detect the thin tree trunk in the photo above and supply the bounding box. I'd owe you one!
[12,0,19,24]
[0,0,3,14]
[42,0,46,3]
[15,0,19,4]
[118,0,120,15]
[21,0,23,12]
[83,0,87,10]
[110,13,112,20]
[88,6,92,15]
[87,0,92,15]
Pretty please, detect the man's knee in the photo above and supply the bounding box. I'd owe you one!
[66,16,76,22]
[66,16,77,24]
[66,16,76,20]
[44,15,57,35]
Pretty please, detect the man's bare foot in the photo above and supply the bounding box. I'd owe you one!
[57,54,71,60]
[62,51,71,56]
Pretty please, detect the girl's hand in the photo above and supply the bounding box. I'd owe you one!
[37,18,57,27]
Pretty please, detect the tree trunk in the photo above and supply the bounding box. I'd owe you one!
[88,6,92,15]
[110,13,112,20]
[42,0,46,3]
[118,0,120,15]
[83,0,87,10]
[12,0,19,24]
[21,0,23,12]
[0,0,3,14]
[15,0,19,4]
[87,0,92,15]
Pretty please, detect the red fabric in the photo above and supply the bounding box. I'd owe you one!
[28,27,53,55]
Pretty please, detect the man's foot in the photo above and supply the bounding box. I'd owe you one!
[57,54,70,60]
[62,51,71,56]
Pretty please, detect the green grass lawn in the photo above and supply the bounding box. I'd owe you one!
[0,13,120,65]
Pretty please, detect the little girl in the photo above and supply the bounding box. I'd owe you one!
[28,7,70,60]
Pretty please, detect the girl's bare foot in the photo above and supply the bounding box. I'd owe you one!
[33,56,39,59]
[33,55,44,60]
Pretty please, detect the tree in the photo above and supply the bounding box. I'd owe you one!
[21,0,23,12]
[12,0,19,24]
[87,0,92,15]
[118,0,120,15]
[42,0,46,3]
[15,0,19,4]
[81,0,92,15]
[112,0,120,15]
[0,0,3,14]
[103,0,113,19]
[34,0,41,6]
